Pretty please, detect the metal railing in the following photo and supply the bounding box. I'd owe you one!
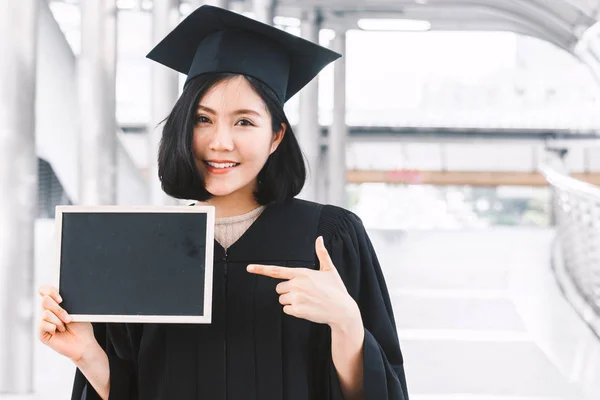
[540,161,600,336]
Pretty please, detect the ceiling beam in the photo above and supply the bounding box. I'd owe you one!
[273,0,582,49]
[318,126,600,143]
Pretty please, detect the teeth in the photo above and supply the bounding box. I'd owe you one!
[207,161,237,169]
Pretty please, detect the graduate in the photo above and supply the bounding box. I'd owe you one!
[38,5,409,400]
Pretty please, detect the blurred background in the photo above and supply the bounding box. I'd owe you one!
[3,0,600,399]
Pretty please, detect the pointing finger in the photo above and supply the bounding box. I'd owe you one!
[247,264,299,280]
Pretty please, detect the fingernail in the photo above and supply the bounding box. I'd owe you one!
[247,265,255,272]
[58,295,63,303]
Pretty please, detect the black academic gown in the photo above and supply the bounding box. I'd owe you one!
[72,199,409,400]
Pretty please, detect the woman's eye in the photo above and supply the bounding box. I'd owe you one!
[236,119,254,127]
[195,115,210,124]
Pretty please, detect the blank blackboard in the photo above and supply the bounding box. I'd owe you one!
[55,205,215,323]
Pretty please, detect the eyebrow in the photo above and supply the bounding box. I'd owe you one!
[197,105,262,117]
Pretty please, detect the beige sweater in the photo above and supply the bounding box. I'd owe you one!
[214,205,265,250]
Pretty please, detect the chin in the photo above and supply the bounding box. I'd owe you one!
[207,188,235,197]
[206,184,239,197]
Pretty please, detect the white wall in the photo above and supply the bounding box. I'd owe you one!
[37,1,148,205]
[36,1,80,201]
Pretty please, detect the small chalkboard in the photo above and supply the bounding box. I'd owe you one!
[54,205,215,324]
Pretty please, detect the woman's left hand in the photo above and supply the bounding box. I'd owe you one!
[247,236,362,330]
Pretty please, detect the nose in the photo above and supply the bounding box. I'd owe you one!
[208,123,234,152]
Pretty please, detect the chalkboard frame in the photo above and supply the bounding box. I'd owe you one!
[54,205,215,324]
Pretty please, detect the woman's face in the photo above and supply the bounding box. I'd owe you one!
[192,75,284,199]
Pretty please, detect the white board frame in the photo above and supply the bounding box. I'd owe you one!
[55,205,215,324]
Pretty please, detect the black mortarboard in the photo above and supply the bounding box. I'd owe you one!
[146,5,341,104]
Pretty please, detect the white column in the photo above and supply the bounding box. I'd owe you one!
[79,0,118,205]
[317,146,328,204]
[253,0,275,25]
[327,30,347,207]
[205,0,230,7]
[149,0,180,205]
[189,0,230,9]
[298,9,320,201]
[0,0,38,393]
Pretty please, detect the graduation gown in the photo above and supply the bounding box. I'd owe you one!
[72,199,409,400]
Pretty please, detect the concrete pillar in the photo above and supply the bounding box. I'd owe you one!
[0,0,38,393]
[189,0,230,9]
[149,0,180,205]
[298,8,321,202]
[317,145,329,204]
[133,0,143,11]
[253,0,275,25]
[327,30,347,207]
[205,0,230,8]
[78,0,118,205]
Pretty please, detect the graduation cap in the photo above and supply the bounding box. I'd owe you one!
[146,5,341,104]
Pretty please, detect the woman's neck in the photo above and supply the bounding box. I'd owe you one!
[205,190,261,218]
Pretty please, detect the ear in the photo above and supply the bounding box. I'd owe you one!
[269,123,286,155]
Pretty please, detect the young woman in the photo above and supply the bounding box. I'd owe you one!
[38,5,409,400]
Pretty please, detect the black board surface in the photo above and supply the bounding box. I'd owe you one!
[55,206,215,323]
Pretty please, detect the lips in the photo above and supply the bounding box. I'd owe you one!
[204,160,240,174]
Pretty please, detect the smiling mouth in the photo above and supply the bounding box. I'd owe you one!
[204,160,240,173]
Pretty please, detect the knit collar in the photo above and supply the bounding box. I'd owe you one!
[215,205,266,225]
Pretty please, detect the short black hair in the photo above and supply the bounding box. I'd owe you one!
[158,73,306,205]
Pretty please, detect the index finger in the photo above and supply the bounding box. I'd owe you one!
[247,264,299,280]
[38,284,62,304]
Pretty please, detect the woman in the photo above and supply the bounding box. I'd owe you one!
[38,5,409,400]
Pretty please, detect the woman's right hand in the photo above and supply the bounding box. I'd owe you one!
[38,284,97,362]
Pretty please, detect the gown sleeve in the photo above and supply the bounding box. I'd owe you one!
[71,323,142,400]
[318,205,409,400]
